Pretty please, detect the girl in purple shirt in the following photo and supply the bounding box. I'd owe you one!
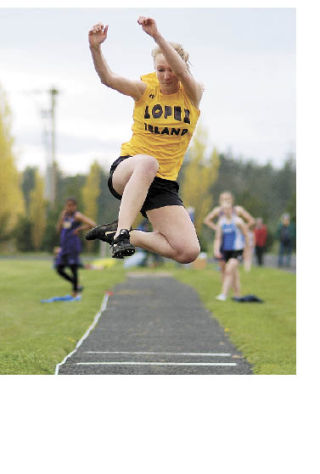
[56,198,96,297]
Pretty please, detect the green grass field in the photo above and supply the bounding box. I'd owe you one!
[172,265,296,374]
[0,258,295,375]
[0,259,126,374]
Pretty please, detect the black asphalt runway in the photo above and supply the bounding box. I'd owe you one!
[57,273,252,375]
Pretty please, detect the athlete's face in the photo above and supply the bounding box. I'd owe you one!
[65,200,77,215]
[219,194,233,207]
[222,202,233,217]
[154,54,179,92]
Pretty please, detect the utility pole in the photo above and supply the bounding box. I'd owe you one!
[47,87,59,205]
[22,86,59,205]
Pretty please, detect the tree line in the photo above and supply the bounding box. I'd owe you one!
[0,85,295,254]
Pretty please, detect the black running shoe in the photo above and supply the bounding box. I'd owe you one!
[112,229,135,259]
[85,220,118,244]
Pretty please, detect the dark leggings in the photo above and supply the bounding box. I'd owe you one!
[56,264,78,291]
[255,246,265,266]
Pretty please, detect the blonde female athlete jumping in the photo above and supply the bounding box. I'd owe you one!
[85,16,204,262]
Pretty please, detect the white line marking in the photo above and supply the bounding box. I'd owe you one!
[76,362,237,367]
[85,351,232,357]
[54,293,110,375]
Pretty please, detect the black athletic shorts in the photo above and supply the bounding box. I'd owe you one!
[222,250,243,262]
[107,155,184,218]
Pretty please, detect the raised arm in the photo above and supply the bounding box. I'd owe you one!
[88,23,146,101]
[137,16,203,108]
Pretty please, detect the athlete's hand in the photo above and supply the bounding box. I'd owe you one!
[137,16,159,38]
[214,250,222,259]
[89,23,108,48]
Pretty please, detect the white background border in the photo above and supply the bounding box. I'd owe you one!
[1,0,316,472]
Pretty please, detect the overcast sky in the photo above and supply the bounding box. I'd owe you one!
[0,7,295,175]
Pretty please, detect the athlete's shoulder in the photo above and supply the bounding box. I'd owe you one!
[74,211,84,220]
[206,206,221,218]
[135,72,158,103]
[180,75,204,110]
[234,205,242,212]
[140,72,159,86]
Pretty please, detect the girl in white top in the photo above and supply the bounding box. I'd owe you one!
[204,191,255,278]
[213,203,249,301]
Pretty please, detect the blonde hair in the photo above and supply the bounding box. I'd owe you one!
[152,42,191,71]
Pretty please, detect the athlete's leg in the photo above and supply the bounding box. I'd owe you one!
[243,246,252,272]
[220,261,226,280]
[130,205,200,264]
[69,264,79,295]
[56,264,75,287]
[111,154,159,237]
[232,266,241,297]
[213,240,226,282]
[221,258,239,298]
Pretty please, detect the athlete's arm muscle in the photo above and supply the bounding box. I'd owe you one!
[203,206,221,231]
[236,217,250,248]
[74,212,96,230]
[89,23,147,101]
[213,223,223,258]
[236,206,255,228]
[138,16,203,108]
[70,212,96,235]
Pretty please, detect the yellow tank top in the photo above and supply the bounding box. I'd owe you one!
[120,72,200,181]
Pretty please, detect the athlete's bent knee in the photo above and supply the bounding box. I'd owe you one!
[136,155,159,178]
[175,244,200,264]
